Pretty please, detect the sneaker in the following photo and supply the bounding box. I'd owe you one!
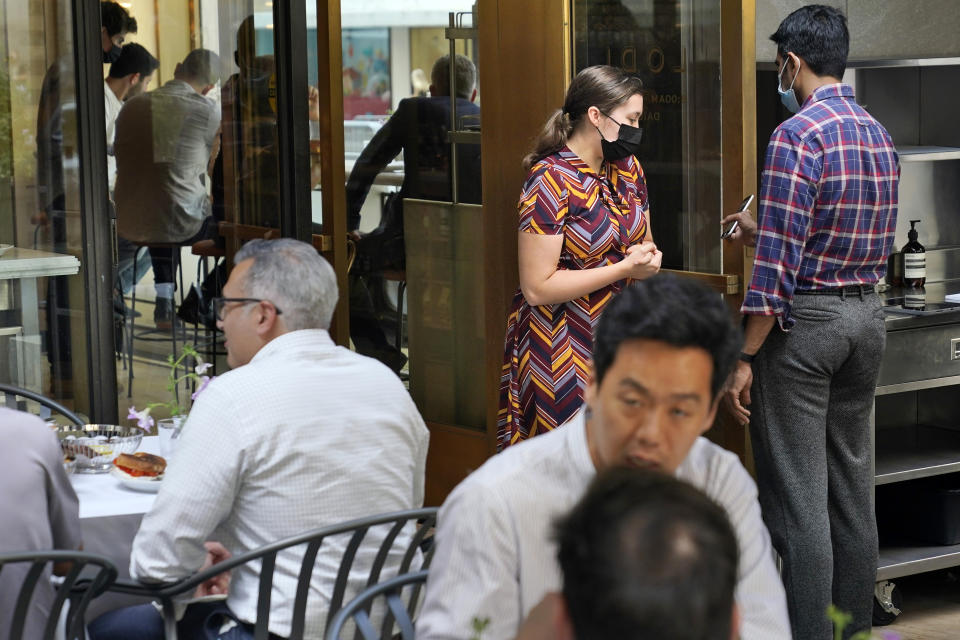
[176,286,217,330]
[154,298,181,330]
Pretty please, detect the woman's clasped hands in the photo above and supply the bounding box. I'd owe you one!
[621,241,662,280]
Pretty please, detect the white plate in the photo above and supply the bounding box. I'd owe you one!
[0,244,13,257]
[110,466,163,492]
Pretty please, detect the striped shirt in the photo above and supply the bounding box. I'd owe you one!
[417,410,792,640]
[742,83,899,329]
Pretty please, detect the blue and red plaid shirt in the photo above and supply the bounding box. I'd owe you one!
[742,83,900,329]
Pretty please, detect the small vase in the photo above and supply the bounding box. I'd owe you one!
[157,415,185,460]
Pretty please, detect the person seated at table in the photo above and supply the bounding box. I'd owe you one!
[515,467,740,640]
[88,238,430,640]
[113,48,222,329]
[415,274,792,640]
[345,53,482,372]
[0,408,82,638]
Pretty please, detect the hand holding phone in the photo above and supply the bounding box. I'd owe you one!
[720,194,755,240]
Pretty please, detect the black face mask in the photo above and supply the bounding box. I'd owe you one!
[103,44,122,64]
[597,113,643,161]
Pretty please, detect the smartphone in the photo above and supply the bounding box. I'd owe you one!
[720,194,755,239]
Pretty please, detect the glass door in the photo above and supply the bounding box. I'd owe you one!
[105,0,316,424]
[0,0,104,419]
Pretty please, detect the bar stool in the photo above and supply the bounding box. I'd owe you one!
[187,239,226,376]
[380,268,407,353]
[125,243,187,398]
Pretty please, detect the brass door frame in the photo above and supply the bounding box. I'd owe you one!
[314,0,350,345]
[720,0,757,314]
[480,0,571,457]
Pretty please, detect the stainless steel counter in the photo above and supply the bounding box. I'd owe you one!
[873,278,960,582]
[881,280,960,331]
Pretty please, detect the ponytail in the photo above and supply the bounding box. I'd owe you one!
[521,66,644,173]
[522,109,574,172]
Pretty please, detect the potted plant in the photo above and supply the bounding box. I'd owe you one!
[127,343,213,457]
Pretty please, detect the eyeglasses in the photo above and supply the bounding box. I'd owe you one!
[211,297,283,321]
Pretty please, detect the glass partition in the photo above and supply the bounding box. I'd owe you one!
[0,0,88,416]
[572,0,722,272]
[333,2,485,430]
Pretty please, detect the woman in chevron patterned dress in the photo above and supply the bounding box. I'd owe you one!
[498,65,662,449]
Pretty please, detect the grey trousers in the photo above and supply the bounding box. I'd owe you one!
[749,291,885,640]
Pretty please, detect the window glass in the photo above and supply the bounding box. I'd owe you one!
[0,0,88,415]
[334,2,485,430]
[573,0,722,272]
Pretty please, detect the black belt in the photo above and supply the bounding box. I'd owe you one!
[795,284,875,297]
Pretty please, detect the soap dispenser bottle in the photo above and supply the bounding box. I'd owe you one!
[902,219,926,288]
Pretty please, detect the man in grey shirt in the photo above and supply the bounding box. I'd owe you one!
[0,408,82,639]
[114,48,221,328]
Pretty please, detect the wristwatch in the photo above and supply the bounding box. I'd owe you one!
[738,351,756,364]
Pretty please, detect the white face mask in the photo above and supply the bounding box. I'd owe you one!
[777,58,801,113]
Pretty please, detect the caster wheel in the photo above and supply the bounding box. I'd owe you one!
[872,580,903,626]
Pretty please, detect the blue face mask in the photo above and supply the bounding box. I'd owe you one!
[777,58,801,113]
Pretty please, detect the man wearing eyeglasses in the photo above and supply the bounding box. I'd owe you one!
[89,239,429,640]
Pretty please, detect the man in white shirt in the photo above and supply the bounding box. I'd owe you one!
[416,274,792,640]
[105,42,158,191]
[89,239,429,640]
[104,42,158,302]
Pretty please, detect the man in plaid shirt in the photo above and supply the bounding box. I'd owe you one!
[721,5,899,639]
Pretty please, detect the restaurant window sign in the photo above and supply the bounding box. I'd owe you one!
[572,0,723,273]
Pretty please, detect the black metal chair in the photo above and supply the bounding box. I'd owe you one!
[0,550,118,640]
[0,383,85,425]
[324,570,428,640]
[107,507,438,640]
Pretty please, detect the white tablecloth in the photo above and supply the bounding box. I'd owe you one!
[71,436,160,619]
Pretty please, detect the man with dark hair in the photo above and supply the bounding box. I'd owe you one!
[516,467,740,640]
[105,43,159,307]
[344,53,482,371]
[114,49,222,328]
[100,0,138,57]
[721,5,899,639]
[417,274,791,640]
[105,43,159,189]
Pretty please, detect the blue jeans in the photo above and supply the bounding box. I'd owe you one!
[116,237,153,295]
[87,601,264,640]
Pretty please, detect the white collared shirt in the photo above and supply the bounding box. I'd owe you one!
[130,330,430,638]
[104,80,123,190]
[416,410,791,640]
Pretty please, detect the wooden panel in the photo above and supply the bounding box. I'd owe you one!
[424,422,490,507]
[710,0,758,467]
[421,0,570,503]
[479,0,570,455]
[314,0,350,346]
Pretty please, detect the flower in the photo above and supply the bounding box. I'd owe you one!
[191,375,211,401]
[127,406,155,432]
[127,344,215,431]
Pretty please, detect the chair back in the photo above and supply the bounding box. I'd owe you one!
[111,507,438,640]
[0,383,85,425]
[324,570,429,640]
[0,550,117,640]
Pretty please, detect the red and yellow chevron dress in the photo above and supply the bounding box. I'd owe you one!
[497,147,650,449]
